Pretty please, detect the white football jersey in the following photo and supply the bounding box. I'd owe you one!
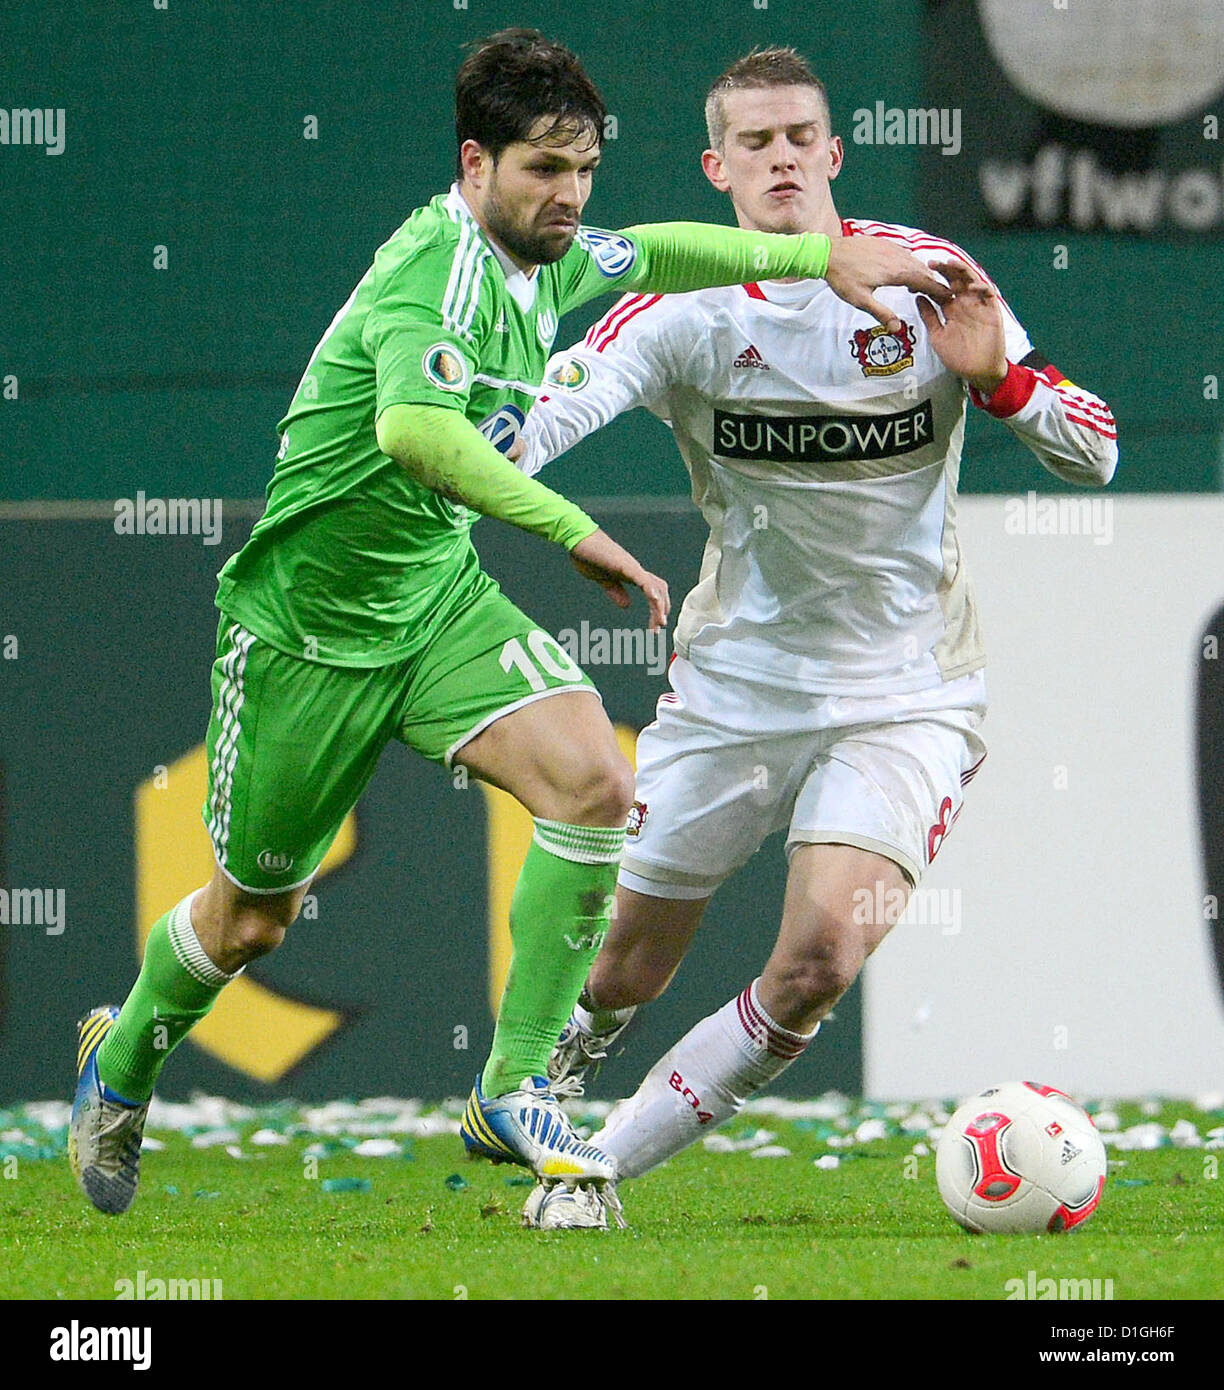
[518,219,1117,695]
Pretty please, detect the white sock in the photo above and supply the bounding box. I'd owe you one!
[575,992,636,1037]
[593,979,818,1180]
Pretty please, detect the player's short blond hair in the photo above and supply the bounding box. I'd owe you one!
[705,47,832,152]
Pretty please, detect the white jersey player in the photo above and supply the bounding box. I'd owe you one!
[516,47,1117,1229]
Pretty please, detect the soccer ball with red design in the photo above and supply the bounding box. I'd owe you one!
[935,1081,1107,1234]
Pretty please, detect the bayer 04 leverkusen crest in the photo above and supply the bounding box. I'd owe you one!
[849,321,916,377]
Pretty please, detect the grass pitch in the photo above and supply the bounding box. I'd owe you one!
[4,1099,1222,1302]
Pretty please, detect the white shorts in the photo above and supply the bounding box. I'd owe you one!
[620,657,988,898]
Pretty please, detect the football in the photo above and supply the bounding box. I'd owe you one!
[935,1081,1107,1234]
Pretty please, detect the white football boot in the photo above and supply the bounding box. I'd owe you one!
[522,1179,626,1230]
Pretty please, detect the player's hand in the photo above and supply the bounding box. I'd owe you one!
[569,529,670,632]
[824,237,953,334]
[916,260,1008,395]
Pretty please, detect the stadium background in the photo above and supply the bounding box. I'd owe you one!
[2,0,1222,1103]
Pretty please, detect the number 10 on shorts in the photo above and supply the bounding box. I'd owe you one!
[499,632,586,693]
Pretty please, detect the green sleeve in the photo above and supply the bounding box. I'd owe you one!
[558,222,831,312]
[387,404,599,551]
[361,243,484,419]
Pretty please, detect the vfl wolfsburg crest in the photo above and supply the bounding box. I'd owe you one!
[578,226,637,277]
[421,342,470,393]
[536,307,558,349]
[544,355,590,391]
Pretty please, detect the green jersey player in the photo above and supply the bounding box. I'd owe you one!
[69,29,951,1215]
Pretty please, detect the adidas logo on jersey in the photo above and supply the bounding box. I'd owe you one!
[732,344,770,370]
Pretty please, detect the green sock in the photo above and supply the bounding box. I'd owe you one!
[481,819,625,1099]
[97,893,239,1102]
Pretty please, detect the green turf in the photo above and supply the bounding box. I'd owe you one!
[4,1101,1222,1301]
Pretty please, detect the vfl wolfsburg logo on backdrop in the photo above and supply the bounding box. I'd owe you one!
[577,227,637,277]
[544,355,590,392]
[421,342,470,393]
[477,403,526,454]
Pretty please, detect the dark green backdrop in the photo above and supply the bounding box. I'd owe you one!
[3,0,1216,499]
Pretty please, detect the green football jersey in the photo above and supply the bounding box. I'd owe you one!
[215,186,650,667]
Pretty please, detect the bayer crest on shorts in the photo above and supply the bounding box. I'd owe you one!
[578,227,638,278]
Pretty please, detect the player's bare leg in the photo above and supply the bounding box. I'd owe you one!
[587,887,710,1009]
[458,686,632,827]
[191,867,311,974]
[543,887,708,1093]
[757,842,910,1033]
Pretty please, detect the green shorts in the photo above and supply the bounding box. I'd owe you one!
[202,576,596,894]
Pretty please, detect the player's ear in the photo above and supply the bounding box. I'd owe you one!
[827,134,845,183]
[460,138,491,189]
[701,148,730,193]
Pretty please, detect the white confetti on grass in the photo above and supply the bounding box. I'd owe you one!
[1109,1123,1170,1151]
[6,1092,1220,1161]
[20,1102,71,1130]
[189,1127,242,1148]
[854,1119,889,1143]
[352,1138,402,1158]
[703,1129,778,1154]
[1168,1119,1202,1148]
[249,1129,290,1146]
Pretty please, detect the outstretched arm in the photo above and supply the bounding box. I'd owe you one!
[517,294,680,478]
[566,222,953,333]
[376,403,669,628]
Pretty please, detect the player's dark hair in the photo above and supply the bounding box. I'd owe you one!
[455,28,607,175]
[705,47,832,150]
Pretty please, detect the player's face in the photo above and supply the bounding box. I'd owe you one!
[462,119,601,269]
[703,87,843,236]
